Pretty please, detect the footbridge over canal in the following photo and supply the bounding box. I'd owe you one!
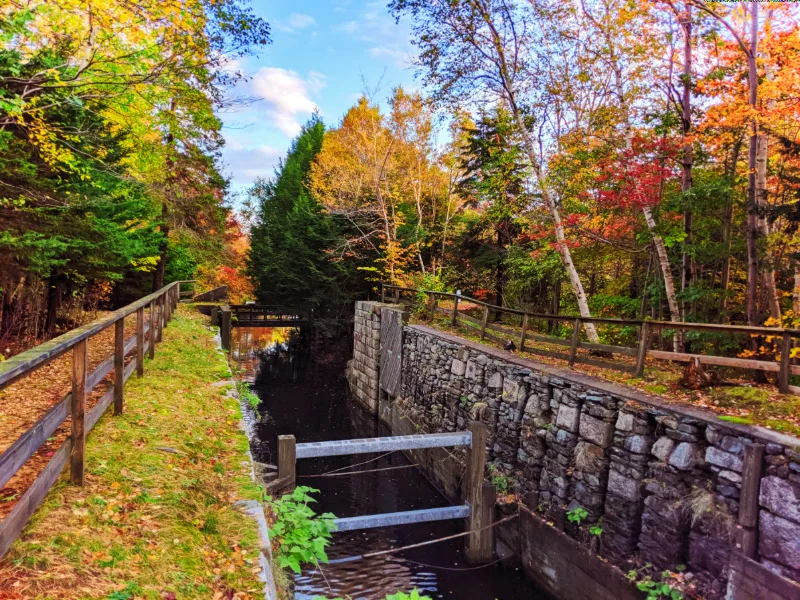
[214,304,312,349]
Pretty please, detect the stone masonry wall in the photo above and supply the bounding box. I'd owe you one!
[397,324,800,599]
[347,301,381,413]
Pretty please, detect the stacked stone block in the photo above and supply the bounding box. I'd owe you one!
[392,325,800,597]
[602,404,652,562]
[347,301,382,412]
[758,447,800,581]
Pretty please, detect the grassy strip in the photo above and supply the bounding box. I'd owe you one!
[0,307,265,599]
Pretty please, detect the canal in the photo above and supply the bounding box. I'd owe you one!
[230,325,548,600]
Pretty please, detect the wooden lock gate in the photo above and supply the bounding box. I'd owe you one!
[276,422,495,563]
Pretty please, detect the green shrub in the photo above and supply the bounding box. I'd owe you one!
[268,486,337,574]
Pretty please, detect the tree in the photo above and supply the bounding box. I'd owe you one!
[248,116,349,309]
[391,0,604,341]
[457,107,529,307]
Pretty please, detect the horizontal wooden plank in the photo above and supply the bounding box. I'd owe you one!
[485,322,523,338]
[0,397,70,490]
[647,350,780,372]
[526,332,572,348]
[0,283,184,391]
[526,347,571,362]
[296,431,472,459]
[333,505,470,532]
[86,387,114,433]
[580,342,638,357]
[0,437,72,558]
[573,355,636,374]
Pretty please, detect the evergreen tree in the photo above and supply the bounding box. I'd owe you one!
[247,115,347,309]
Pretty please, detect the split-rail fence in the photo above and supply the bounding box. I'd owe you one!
[382,284,800,395]
[0,280,196,558]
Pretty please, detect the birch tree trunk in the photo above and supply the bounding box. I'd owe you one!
[514,115,600,344]
[745,2,760,326]
[643,207,682,351]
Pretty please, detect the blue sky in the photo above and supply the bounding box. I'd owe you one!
[220,0,418,196]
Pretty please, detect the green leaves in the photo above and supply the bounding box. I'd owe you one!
[268,486,337,575]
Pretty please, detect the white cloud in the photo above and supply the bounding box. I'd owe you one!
[251,67,324,137]
[368,46,411,68]
[333,5,415,68]
[222,143,283,188]
[277,13,316,33]
[288,13,315,29]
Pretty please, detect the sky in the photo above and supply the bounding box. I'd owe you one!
[219,0,418,197]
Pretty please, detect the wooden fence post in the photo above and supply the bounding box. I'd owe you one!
[736,443,764,558]
[465,422,493,562]
[136,307,144,377]
[779,332,791,393]
[278,435,296,488]
[635,321,651,378]
[479,305,490,340]
[381,285,386,303]
[568,319,582,366]
[451,294,460,326]
[519,314,529,352]
[156,296,164,342]
[114,318,124,415]
[71,339,87,486]
[148,301,156,359]
[428,292,437,321]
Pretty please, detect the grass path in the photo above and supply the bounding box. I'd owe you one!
[0,307,265,599]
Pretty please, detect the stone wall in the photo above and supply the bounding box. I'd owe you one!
[396,323,800,599]
[346,301,382,413]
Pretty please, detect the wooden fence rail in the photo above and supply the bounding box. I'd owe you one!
[0,280,196,558]
[381,284,800,394]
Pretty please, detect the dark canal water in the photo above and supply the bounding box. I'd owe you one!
[230,326,547,600]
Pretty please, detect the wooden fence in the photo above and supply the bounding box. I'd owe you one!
[0,280,196,558]
[381,284,800,394]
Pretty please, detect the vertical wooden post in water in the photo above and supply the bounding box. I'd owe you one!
[136,307,144,377]
[635,321,651,378]
[114,318,124,415]
[465,421,493,562]
[479,305,489,341]
[148,301,156,359]
[71,339,87,486]
[278,435,296,488]
[519,314,529,352]
[736,443,764,558]
[568,319,582,367]
[220,308,232,350]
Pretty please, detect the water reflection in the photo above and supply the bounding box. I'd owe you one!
[232,326,547,600]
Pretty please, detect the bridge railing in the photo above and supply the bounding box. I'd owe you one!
[0,280,196,558]
[381,284,800,394]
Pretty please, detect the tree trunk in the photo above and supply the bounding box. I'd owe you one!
[643,207,682,351]
[756,40,780,322]
[1,288,14,337]
[513,114,600,343]
[152,199,169,292]
[44,276,60,340]
[745,3,760,327]
[793,265,800,317]
[679,3,694,326]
